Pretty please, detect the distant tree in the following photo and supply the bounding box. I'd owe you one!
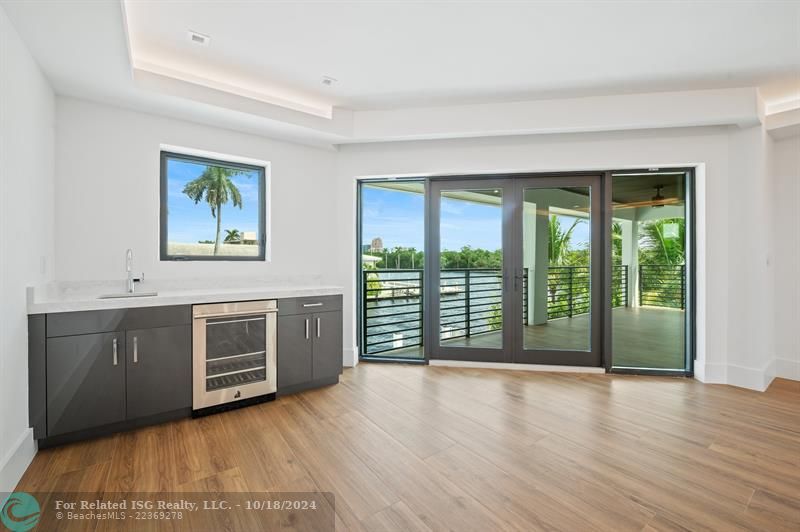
[224,228,242,243]
[611,222,623,264]
[639,219,685,265]
[549,215,584,265]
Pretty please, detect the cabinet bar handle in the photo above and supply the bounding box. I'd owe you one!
[316,317,321,338]
[303,302,323,307]
[305,319,310,340]
[133,336,138,363]
[112,338,118,366]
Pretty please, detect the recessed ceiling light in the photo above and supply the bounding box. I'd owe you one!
[321,76,337,86]
[187,30,210,46]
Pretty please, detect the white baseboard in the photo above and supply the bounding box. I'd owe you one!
[429,360,606,373]
[720,361,775,392]
[343,347,358,368]
[0,429,36,493]
[775,356,800,381]
[696,363,726,384]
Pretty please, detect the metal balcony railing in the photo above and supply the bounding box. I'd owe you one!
[639,264,685,309]
[361,264,636,356]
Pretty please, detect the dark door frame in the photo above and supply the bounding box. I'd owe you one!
[427,178,516,362]
[357,169,695,376]
[510,174,603,367]
[604,168,696,376]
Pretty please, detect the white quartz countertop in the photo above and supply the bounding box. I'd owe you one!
[27,278,343,314]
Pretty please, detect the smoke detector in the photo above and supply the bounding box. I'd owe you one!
[321,76,338,86]
[187,30,211,46]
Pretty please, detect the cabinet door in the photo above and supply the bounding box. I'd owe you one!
[47,332,125,437]
[126,325,191,419]
[312,311,343,381]
[277,314,313,389]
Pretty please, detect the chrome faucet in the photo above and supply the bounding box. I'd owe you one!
[126,249,135,293]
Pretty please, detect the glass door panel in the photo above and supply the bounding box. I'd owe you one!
[513,176,601,366]
[521,186,592,351]
[430,180,512,362]
[610,172,689,370]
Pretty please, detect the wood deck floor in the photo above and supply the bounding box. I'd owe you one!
[391,307,685,368]
[17,365,800,531]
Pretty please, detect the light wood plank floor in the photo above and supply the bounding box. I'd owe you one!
[17,365,800,531]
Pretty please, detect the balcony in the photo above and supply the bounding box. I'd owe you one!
[362,264,685,368]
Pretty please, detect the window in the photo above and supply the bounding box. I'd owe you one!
[160,151,266,261]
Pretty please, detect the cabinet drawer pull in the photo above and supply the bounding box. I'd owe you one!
[133,336,138,363]
[112,338,118,366]
[303,302,323,308]
[305,319,310,340]
[316,317,321,338]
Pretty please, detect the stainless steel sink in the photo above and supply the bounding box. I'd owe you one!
[98,292,158,299]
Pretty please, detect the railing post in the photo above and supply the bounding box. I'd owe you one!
[624,265,629,307]
[680,265,685,310]
[524,268,529,325]
[638,265,643,307]
[465,270,471,338]
[568,267,574,318]
[362,270,369,355]
[418,269,424,349]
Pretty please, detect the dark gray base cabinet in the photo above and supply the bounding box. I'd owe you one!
[126,325,191,420]
[29,295,343,446]
[30,306,192,443]
[47,332,126,436]
[277,296,343,395]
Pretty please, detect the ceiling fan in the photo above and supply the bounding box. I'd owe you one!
[613,184,680,209]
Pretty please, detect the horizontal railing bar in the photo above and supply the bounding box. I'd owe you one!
[366,325,423,337]
[366,301,421,310]
[366,316,422,327]
[366,309,422,319]
[367,335,423,347]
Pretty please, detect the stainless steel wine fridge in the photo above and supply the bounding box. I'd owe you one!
[192,300,278,413]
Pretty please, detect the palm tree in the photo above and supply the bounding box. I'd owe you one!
[183,167,246,255]
[611,222,623,263]
[224,229,242,244]
[548,215,583,265]
[639,219,685,265]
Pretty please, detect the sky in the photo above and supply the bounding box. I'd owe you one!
[166,158,261,243]
[362,186,590,252]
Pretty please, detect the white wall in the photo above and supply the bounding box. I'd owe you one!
[336,127,735,373]
[54,97,338,283]
[0,6,55,492]
[771,134,800,380]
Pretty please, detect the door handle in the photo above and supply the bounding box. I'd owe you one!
[305,319,310,340]
[303,302,323,308]
[316,317,321,338]
[133,336,138,364]
[112,338,118,366]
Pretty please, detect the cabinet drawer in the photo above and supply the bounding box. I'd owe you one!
[47,309,127,337]
[278,295,342,316]
[47,305,190,337]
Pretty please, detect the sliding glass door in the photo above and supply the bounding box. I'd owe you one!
[428,175,602,366]
[359,170,693,373]
[512,176,602,366]
[429,179,514,362]
[608,170,692,371]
